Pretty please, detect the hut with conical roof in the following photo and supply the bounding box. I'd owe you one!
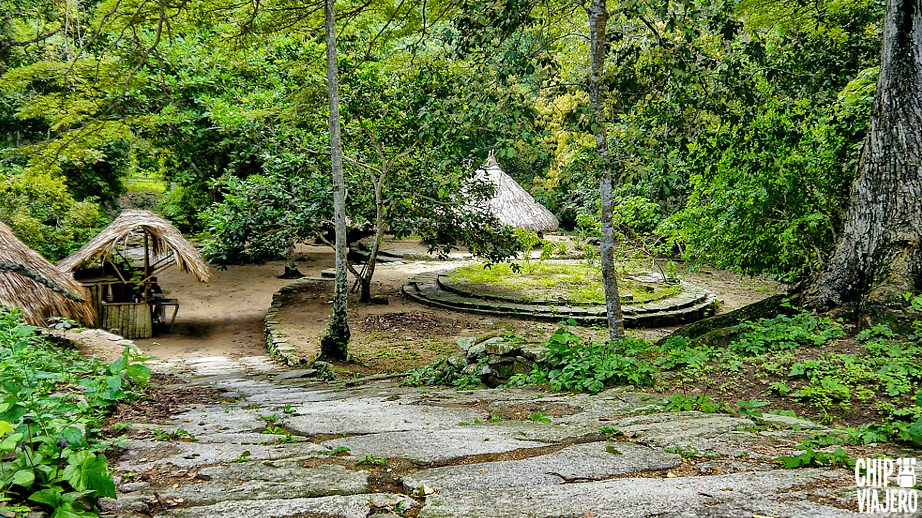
[59,210,209,338]
[0,221,95,326]
[475,153,559,232]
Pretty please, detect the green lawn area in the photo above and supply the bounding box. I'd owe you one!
[448,261,681,305]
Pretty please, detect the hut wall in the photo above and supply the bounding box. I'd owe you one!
[101,302,152,339]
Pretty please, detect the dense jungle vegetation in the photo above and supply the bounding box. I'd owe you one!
[0,0,883,283]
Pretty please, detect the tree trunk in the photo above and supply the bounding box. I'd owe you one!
[807,0,922,312]
[359,171,386,303]
[588,0,625,340]
[319,0,350,360]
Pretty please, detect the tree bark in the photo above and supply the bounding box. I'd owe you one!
[358,169,385,303]
[319,0,350,360]
[588,0,625,340]
[807,0,922,312]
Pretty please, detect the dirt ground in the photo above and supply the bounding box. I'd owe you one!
[78,238,782,372]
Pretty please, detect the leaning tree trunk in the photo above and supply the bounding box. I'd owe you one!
[588,0,625,340]
[807,0,922,312]
[319,0,350,360]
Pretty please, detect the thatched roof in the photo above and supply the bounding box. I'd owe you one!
[476,153,559,232]
[59,210,211,282]
[0,221,95,326]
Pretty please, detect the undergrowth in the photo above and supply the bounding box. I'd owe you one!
[0,308,151,517]
[406,306,922,453]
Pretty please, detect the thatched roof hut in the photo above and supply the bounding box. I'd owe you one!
[476,154,559,232]
[0,221,95,326]
[59,210,211,283]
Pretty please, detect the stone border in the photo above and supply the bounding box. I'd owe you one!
[264,279,320,366]
[403,269,718,328]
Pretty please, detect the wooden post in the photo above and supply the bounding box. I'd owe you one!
[143,232,150,279]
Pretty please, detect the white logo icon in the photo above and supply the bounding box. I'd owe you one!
[897,458,917,489]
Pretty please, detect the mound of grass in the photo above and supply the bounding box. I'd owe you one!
[449,261,680,305]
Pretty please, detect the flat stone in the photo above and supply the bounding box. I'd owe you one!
[416,469,853,518]
[116,439,328,470]
[163,493,417,518]
[155,462,368,506]
[323,427,546,463]
[284,397,487,436]
[613,411,755,446]
[755,413,826,431]
[272,368,318,381]
[402,442,680,493]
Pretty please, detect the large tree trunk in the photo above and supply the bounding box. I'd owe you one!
[807,0,922,312]
[588,0,625,340]
[319,0,350,360]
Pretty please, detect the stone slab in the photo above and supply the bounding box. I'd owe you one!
[402,442,680,492]
[323,426,547,463]
[163,493,417,518]
[416,469,854,518]
[155,462,368,506]
[284,397,488,435]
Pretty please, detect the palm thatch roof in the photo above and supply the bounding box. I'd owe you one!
[0,221,95,326]
[475,153,559,232]
[59,210,211,283]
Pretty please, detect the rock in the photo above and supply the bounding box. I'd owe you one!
[456,336,477,352]
[519,346,548,361]
[754,413,826,431]
[466,342,487,360]
[155,462,369,506]
[483,337,520,356]
[273,368,319,381]
[403,442,680,493]
[323,427,546,463]
[415,469,851,518]
[163,493,417,518]
[447,355,467,370]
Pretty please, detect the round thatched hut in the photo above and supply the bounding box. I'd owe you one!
[475,153,559,232]
[0,221,95,326]
[59,210,210,282]
[58,210,209,338]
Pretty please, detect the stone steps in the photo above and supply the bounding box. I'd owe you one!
[402,271,718,328]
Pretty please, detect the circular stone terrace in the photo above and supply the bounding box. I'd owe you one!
[403,261,718,327]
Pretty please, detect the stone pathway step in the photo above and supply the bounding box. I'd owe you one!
[102,355,869,518]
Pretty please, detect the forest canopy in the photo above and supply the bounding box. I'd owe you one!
[0,0,882,282]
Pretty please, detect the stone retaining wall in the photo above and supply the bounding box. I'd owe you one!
[264,279,316,366]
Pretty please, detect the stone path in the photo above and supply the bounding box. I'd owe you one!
[102,355,870,518]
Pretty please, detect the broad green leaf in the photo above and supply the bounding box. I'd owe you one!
[12,469,35,487]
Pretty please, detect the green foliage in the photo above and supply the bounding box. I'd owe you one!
[0,307,150,515]
[527,411,552,423]
[403,358,483,390]
[0,165,106,261]
[729,311,845,356]
[355,455,387,467]
[152,428,196,441]
[777,447,853,469]
[662,394,726,413]
[510,328,656,394]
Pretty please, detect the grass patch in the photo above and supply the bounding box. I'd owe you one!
[449,261,681,305]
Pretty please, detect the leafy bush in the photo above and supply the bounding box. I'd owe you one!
[0,165,107,261]
[510,328,656,394]
[729,311,845,356]
[403,358,482,390]
[0,308,151,516]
